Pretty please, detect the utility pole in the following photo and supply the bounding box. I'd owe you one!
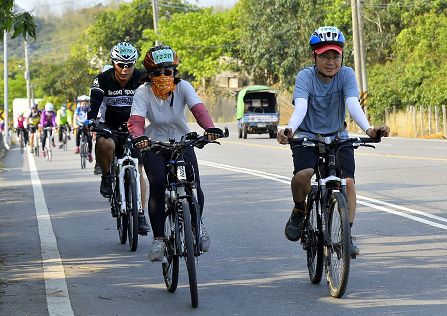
[351,0,364,106]
[3,30,10,145]
[357,0,368,116]
[152,0,160,45]
[24,39,32,108]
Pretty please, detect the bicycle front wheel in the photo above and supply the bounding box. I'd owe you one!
[303,184,323,284]
[181,199,198,308]
[163,208,179,293]
[115,179,128,245]
[125,169,139,252]
[325,191,351,298]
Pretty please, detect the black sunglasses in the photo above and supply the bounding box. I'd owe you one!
[151,68,175,77]
[115,62,135,69]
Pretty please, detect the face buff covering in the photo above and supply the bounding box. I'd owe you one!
[151,75,175,100]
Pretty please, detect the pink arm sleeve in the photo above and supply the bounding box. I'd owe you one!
[128,115,145,138]
[190,103,215,130]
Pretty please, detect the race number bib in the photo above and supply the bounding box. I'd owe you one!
[152,49,174,64]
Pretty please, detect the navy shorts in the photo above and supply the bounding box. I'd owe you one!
[291,145,355,178]
[96,123,142,163]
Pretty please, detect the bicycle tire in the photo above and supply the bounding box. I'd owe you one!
[163,207,179,293]
[34,136,39,156]
[325,191,351,298]
[125,169,139,252]
[113,177,127,245]
[181,199,198,308]
[303,184,323,284]
[188,190,201,255]
[80,137,88,169]
[63,130,68,151]
[19,133,24,153]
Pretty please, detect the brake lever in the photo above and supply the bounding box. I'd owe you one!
[361,144,376,149]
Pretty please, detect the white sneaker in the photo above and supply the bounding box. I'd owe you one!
[200,221,210,252]
[148,239,165,261]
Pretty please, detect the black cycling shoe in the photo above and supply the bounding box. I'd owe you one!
[284,208,305,242]
[100,174,113,198]
[93,162,102,176]
[350,236,360,259]
[138,213,150,235]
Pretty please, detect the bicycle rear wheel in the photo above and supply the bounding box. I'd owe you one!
[34,135,39,156]
[302,184,323,284]
[62,130,68,151]
[181,199,198,308]
[81,139,88,169]
[163,207,179,293]
[325,191,351,298]
[125,169,139,251]
[19,132,24,153]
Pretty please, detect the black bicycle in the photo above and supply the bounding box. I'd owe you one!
[288,133,380,298]
[139,127,228,308]
[79,129,89,169]
[59,124,70,151]
[94,126,142,252]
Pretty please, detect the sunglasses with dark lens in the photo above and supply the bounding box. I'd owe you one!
[115,62,135,68]
[151,68,174,77]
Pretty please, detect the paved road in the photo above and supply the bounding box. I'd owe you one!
[1,125,446,315]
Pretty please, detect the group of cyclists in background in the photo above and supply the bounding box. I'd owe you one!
[15,96,94,161]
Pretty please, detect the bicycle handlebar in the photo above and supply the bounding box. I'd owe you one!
[137,127,229,153]
[283,128,381,148]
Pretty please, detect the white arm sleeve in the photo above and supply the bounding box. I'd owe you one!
[288,98,308,133]
[346,96,371,132]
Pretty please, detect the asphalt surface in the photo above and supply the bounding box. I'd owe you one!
[1,124,446,315]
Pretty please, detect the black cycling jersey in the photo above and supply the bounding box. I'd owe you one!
[88,68,146,129]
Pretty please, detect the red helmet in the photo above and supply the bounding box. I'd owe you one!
[143,45,179,71]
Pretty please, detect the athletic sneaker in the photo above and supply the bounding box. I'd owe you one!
[148,239,165,261]
[350,236,360,258]
[138,213,150,235]
[100,174,113,198]
[200,221,210,252]
[93,163,102,175]
[284,208,305,242]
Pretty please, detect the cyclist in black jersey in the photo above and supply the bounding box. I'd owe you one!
[86,41,150,235]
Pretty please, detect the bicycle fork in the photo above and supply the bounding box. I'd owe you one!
[116,156,142,214]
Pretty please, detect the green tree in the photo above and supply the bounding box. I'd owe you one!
[85,0,195,63]
[237,0,339,88]
[0,0,36,40]
[139,8,240,83]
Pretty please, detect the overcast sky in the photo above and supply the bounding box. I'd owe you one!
[15,0,238,15]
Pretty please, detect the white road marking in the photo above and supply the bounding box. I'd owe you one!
[200,160,447,230]
[27,151,75,316]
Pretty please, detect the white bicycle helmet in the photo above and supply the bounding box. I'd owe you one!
[45,102,54,112]
[110,42,138,63]
[77,95,90,102]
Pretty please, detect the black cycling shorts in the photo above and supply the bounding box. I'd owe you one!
[291,145,355,179]
[96,122,142,162]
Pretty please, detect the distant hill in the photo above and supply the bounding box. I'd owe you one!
[1,4,107,63]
